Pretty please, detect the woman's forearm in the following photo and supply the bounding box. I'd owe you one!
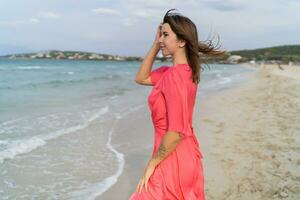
[135,43,160,82]
[150,131,183,167]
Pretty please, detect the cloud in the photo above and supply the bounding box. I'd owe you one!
[91,8,121,16]
[39,11,61,19]
[0,11,59,27]
[134,9,162,19]
[203,0,246,11]
[125,0,197,9]
[0,18,40,26]
[121,8,162,27]
[29,18,40,23]
[118,0,198,27]
[122,17,139,27]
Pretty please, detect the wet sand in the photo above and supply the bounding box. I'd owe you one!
[98,64,300,199]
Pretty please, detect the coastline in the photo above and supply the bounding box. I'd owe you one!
[97,63,300,199]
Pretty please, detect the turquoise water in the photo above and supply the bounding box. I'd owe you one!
[0,58,256,199]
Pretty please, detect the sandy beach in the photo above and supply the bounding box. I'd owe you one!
[98,64,300,200]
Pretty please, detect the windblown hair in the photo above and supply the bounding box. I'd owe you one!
[163,9,225,84]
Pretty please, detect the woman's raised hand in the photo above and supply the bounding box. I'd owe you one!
[154,23,163,45]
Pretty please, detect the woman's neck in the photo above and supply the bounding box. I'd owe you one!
[172,50,188,66]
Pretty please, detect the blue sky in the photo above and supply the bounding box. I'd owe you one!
[0,0,299,56]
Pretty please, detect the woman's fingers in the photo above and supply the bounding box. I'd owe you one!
[154,22,163,44]
[136,179,142,193]
[139,178,144,193]
[158,23,163,34]
[136,178,145,193]
[145,178,148,192]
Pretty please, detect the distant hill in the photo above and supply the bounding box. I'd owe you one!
[0,50,142,61]
[1,45,299,64]
[229,45,300,63]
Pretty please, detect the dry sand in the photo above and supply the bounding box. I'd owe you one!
[198,63,300,200]
[98,64,300,200]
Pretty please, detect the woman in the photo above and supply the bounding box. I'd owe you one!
[130,9,224,200]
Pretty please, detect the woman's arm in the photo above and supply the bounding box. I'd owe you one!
[149,131,183,167]
[136,131,183,193]
[135,23,162,85]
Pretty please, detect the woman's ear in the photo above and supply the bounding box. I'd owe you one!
[179,40,186,48]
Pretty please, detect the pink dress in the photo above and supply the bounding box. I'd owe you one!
[129,64,206,200]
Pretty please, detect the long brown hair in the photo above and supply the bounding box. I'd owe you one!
[163,9,225,84]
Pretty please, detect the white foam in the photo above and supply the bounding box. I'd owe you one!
[62,71,75,75]
[218,77,232,85]
[201,75,235,91]
[66,105,144,199]
[0,137,46,163]
[0,118,24,126]
[3,179,17,188]
[67,118,125,200]
[0,106,109,164]
[0,140,8,145]
[205,70,222,74]
[17,66,41,70]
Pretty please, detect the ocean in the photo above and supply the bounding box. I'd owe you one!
[0,58,256,199]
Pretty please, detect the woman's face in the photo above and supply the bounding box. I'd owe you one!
[159,23,184,57]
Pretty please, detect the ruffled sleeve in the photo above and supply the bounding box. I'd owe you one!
[161,68,193,138]
[150,66,170,85]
